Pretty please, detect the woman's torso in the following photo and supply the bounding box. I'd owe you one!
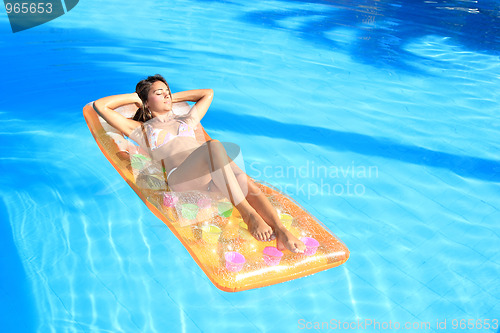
[130,116,204,172]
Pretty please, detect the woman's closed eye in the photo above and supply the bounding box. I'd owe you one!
[154,88,171,96]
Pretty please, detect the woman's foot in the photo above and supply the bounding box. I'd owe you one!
[275,227,306,254]
[242,211,275,242]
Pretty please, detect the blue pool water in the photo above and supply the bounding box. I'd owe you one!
[1,0,499,332]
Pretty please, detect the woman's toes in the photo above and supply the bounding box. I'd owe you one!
[291,243,305,254]
[276,229,306,253]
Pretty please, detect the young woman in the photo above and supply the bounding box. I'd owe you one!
[94,74,305,253]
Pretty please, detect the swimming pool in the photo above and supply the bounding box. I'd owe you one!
[1,0,499,332]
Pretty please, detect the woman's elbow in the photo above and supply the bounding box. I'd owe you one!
[93,100,104,115]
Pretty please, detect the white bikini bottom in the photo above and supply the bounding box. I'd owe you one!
[166,167,177,180]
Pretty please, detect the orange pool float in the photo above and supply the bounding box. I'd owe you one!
[83,102,349,292]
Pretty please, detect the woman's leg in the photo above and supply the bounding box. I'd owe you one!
[232,171,305,253]
[167,140,274,241]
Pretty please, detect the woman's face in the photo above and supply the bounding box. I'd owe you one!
[146,80,172,113]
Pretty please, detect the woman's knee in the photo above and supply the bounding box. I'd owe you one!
[206,139,224,152]
[205,139,229,164]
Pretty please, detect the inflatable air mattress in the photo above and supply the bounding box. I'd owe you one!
[83,102,349,292]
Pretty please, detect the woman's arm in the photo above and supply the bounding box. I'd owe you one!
[172,89,213,123]
[93,93,143,137]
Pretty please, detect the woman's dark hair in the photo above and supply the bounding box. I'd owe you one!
[132,74,171,122]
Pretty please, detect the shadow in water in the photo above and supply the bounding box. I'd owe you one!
[203,110,500,182]
[239,0,500,73]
